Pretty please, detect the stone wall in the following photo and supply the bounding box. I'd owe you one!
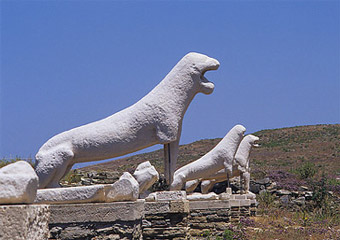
[188,197,256,238]
[0,196,256,240]
[143,200,190,240]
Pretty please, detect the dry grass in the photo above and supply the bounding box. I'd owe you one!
[72,124,340,240]
[245,207,340,240]
[196,202,340,240]
[80,124,340,181]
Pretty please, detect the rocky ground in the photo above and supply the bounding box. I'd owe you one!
[63,124,340,239]
[2,124,339,239]
[61,167,340,239]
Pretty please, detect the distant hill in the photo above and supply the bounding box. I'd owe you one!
[79,124,340,179]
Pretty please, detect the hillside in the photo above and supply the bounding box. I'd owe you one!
[79,124,340,179]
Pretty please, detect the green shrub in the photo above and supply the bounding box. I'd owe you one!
[222,229,235,240]
[257,191,276,208]
[327,178,340,186]
[312,174,331,215]
[296,162,316,179]
[62,170,81,184]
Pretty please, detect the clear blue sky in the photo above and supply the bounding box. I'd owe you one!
[1,1,339,168]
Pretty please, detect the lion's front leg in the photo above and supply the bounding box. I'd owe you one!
[163,138,180,186]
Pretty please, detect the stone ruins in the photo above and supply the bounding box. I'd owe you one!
[0,53,260,239]
[170,124,246,191]
[185,134,259,194]
[34,52,220,188]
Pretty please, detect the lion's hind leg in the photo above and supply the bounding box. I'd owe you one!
[201,180,216,194]
[35,147,74,189]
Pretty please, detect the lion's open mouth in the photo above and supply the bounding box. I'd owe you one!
[200,72,216,95]
[201,59,220,88]
[199,58,220,95]
[200,74,213,85]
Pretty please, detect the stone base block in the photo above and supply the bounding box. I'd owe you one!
[48,201,144,240]
[146,191,186,202]
[35,185,106,204]
[189,200,231,210]
[1,192,257,239]
[49,200,144,224]
[0,204,50,240]
[187,192,219,201]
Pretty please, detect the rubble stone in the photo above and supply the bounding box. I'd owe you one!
[0,161,39,204]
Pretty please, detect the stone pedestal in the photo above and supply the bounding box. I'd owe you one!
[143,200,190,240]
[0,204,50,240]
[48,201,144,240]
[0,192,257,239]
[188,196,255,237]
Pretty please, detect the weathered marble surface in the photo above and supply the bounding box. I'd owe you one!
[187,192,219,201]
[35,172,139,204]
[0,161,39,204]
[203,135,259,194]
[185,179,200,193]
[133,161,159,195]
[184,134,259,194]
[0,204,50,240]
[48,201,145,224]
[106,172,139,202]
[234,135,259,173]
[35,52,220,188]
[35,185,106,204]
[145,191,187,202]
[170,125,246,190]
